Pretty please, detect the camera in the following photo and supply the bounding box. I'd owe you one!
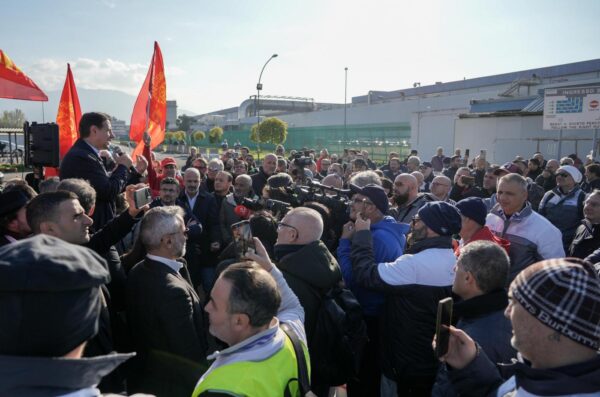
[241,197,292,216]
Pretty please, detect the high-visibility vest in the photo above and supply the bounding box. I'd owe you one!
[192,334,309,397]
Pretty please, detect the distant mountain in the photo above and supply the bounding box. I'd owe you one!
[0,89,199,123]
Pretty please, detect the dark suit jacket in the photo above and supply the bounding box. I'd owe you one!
[60,138,130,229]
[126,257,208,394]
[177,191,221,267]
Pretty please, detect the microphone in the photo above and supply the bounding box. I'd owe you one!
[234,205,251,219]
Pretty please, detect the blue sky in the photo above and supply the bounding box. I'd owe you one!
[2,0,600,114]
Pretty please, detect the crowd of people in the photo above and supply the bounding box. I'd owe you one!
[1,111,599,397]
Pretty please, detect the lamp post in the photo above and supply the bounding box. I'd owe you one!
[255,53,278,160]
[344,67,348,147]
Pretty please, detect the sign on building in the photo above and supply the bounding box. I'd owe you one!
[543,85,600,130]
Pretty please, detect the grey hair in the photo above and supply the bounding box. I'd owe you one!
[39,177,61,193]
[458,241,510,293]
[499,173,528,193]
[57,178,97,214]
[208,158,224,171]
[140,206,185,250]
[407,156,421,165]
[349,170,382,187]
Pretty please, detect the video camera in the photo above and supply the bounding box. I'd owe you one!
[241,197,292,216]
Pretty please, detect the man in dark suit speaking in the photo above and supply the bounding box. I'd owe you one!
[60,112,146,229]
[126,206,208,395]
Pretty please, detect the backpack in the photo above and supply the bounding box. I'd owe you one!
[309,286,368,387]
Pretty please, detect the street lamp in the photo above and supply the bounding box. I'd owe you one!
[255,53,278,160]
[344,67,348,145]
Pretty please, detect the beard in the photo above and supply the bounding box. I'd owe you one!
[393,192,410,207]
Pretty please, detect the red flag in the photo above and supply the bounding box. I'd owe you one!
[0,49,48,101]
[130,42,166,160]
[46,64,82,178]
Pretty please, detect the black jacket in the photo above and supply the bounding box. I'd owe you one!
[431,290,516,397]
[350,231,455,380]
[178,190,221,268]
[277,241,342,344]
[250,167,271,196]
[60,139,132,229]
[126,257,208,394]
[570,220,600,259]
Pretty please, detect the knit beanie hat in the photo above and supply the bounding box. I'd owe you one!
[456,197,488,226]
[511,258,600,350]
[557,165,582,183]
[417,201,462,236]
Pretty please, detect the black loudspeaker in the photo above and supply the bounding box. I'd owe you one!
[24,122,60,167]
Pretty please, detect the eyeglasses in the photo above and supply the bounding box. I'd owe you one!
[163,164,176,169]
[352,197,374,206]
[277,222,298,234]
[431,182,449,187]
[556,172,570,178]
[208,167,221,172]
[411,216,422,226]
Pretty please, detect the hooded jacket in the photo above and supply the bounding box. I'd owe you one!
[337,216,409,316]
[277,240,342,344]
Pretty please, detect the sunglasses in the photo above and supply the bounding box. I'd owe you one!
[556,172,570,178]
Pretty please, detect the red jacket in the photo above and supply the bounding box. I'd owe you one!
[455,226,510,256]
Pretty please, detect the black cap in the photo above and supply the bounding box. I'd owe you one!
[350,183,389,214]
[0,235,110,357]
[0,190,29,218]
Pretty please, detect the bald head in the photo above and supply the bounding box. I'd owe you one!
[431,175,452,200]
[321,174,343,190]
[546,159,560,173]
[278,207,323,245]
[411,171,424,186]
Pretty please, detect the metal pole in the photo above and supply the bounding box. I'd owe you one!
[593,129,599,160]
[256,54,278,161]
[344,67,348,145]
[557,128,563,159]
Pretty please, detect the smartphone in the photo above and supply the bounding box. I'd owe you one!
[133,187,152,209]
[435,297,453,358]
[480,149,487,160]
[460,175,475,186]
[231,220,255,260]
[465,149,470,157]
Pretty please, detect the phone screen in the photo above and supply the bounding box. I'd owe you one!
[231,220,255,260]
[465,149,470,157]
[435,297,453,358]
[134,187,152,209]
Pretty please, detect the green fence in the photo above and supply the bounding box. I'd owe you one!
[218,122,412,163]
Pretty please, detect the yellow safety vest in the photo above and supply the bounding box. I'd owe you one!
[192,334,309,397]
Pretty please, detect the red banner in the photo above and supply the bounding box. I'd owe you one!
[0,49,48,101]
[130,41,166,160]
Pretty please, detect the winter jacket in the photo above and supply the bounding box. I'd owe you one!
[350,232,455,381]
[250,167,271,196]
[448,351,600,397]
[0,353,132,396]
[486,203,564,282]
[277,240,342,344]
[581,178,600,193]
[431,290,516,397]
[539,186,586,250]
[337,216,409,316]
[389,193,434,223]
[570,220,600,259]
[455,226,510,256]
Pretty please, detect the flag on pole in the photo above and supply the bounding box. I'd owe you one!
[46,63,82,177]
[0,49,48,101]
[130,41,166,160]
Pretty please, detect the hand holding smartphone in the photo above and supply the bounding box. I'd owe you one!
[231,220,256,260]
[435,297,453,358]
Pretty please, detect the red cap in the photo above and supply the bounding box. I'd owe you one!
[234,205,251,219]
[160,157,177,168]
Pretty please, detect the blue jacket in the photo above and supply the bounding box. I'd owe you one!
[337,216,408,316]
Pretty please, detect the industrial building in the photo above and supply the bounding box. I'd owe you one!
[191,59,600,163]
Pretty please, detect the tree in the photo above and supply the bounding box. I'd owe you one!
[250,117,287,145]
[175,114,194,133]
[193,130,206,143]
[208,126,224,144]
[0,109,26,128]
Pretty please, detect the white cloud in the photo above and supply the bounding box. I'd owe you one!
[28,57,158,95]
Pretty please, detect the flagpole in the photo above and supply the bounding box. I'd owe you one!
[41,102,45,123]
